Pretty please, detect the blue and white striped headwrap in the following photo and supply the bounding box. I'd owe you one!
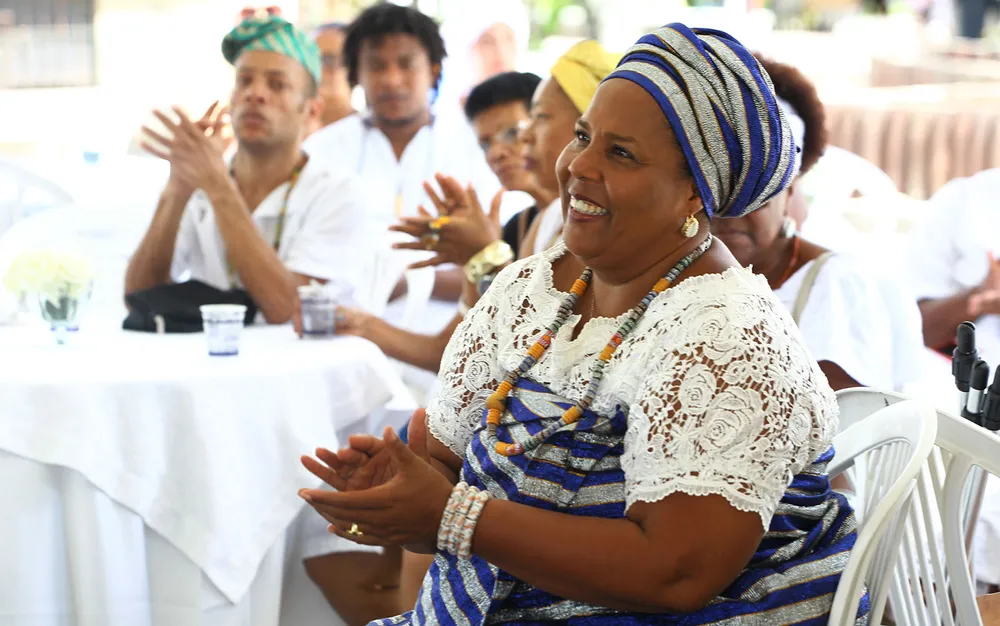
[606,24,798,219]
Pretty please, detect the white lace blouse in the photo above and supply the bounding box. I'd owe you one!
[427,241,839,529]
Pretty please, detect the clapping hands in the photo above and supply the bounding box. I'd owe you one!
[141,101,231,194]
[298,409,452,553]
[389,174,504,269]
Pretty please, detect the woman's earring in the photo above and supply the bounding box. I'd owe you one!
[681,215,699,238]
[781,216,797,238]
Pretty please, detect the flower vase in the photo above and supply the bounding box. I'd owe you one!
[37,289,86,345]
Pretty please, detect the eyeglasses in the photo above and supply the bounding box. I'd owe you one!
[478,124,524,152]
[321,54,342,71]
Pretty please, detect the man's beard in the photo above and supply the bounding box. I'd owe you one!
[372,108,428,129]
[237,130,295,156]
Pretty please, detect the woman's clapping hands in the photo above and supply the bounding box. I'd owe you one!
[298,410,452,553]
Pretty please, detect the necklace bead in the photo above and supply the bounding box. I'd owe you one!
[486,236,714,456]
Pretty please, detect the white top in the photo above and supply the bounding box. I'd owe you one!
[303,114,527,227]
[170,157,373,297]
[0,325,408,603]
[533,199,565,255]
[906,169,1000,362]
[428,241,839,530]
[774,254,925,390]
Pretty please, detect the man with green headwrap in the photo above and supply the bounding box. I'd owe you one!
[125,15,373,324]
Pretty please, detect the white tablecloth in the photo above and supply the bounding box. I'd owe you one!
[0,324,413,616]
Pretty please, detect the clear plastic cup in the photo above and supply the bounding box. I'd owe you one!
[298,284,336,338]
[200,304,247,356]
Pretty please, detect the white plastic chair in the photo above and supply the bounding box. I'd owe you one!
[828,398,938,625]
[835,388,987,626]
[401,266,437,330]
[0,158,74,237]
[356,233,411,318]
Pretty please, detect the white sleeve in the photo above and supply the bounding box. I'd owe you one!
[906,177,973,299]
[457,122,503,215]
[282,173,372,295]
[622,290,838,530]
[425,260,523,458]
[169,197,198,282]
[795,256,897,389]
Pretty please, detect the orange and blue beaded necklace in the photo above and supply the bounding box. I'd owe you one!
[486,234,714,457]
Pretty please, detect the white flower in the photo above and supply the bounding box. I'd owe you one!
[3,249,94,301]
[701,387,764,451]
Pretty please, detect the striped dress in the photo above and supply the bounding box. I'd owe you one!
[372,377,868,625]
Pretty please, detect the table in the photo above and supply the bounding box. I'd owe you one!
[0,324,415,626]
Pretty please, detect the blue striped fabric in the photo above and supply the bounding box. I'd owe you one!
[605,23,798,220]
[372,378,869,625]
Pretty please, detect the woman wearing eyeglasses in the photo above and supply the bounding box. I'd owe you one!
[312,22,356,130]
[326,44,619,377]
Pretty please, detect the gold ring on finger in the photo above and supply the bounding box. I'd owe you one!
[348,523,364,537]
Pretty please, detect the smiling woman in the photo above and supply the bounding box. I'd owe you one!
[300,23,865,626]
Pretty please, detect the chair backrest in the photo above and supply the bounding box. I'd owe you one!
[0,158,74,237]
[357,233,411,318]
[835,388,987,626]
[828,397,938,625]
[401,266,436,330]
[0,204,151,326]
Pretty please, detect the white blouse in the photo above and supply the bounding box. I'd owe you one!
[774,254,925,391]
[427,241,839,530]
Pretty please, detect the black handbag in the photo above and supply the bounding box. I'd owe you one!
[122,280,257,333]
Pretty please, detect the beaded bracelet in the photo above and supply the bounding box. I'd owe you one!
[437,483,492,558]
[437,482,468,552]
[457,489,491,559]
[446,485,479,556]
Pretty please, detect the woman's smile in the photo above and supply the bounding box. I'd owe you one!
[568,193,609,222]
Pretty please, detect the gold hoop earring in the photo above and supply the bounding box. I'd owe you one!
[681,215,699,238]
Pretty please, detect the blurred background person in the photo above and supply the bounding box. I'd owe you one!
[312,22,356,132]
[906,169,1000,362]
[712,55,924,393]
[434,0,530,117]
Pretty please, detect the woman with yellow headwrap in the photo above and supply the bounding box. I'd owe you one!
[329,40,620,374]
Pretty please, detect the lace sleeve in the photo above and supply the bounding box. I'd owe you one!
[425,263,518,458]
[622,289,837,530]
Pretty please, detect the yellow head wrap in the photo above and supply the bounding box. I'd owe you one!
[550,40,621,114]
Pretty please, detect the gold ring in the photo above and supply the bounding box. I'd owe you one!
[430,215,452,231]
[348,523,363,537]
[421,232,439,250]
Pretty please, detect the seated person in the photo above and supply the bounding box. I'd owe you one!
[312,22,356,131]
[906,168,1000,363]
[126,15,369,324]
[300,23,864,626]
[303,4,519,328]
[713,56,923,392]
[320,41,619,376]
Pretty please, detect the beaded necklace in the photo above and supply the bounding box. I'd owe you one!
[486,234,715,456]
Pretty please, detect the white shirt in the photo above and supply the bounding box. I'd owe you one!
[170,157,373,303]
[533,199,564,256]
[303,113,526,227]
[430,240,838,530]
[906,169,1000,362]
[774,254,925,391]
